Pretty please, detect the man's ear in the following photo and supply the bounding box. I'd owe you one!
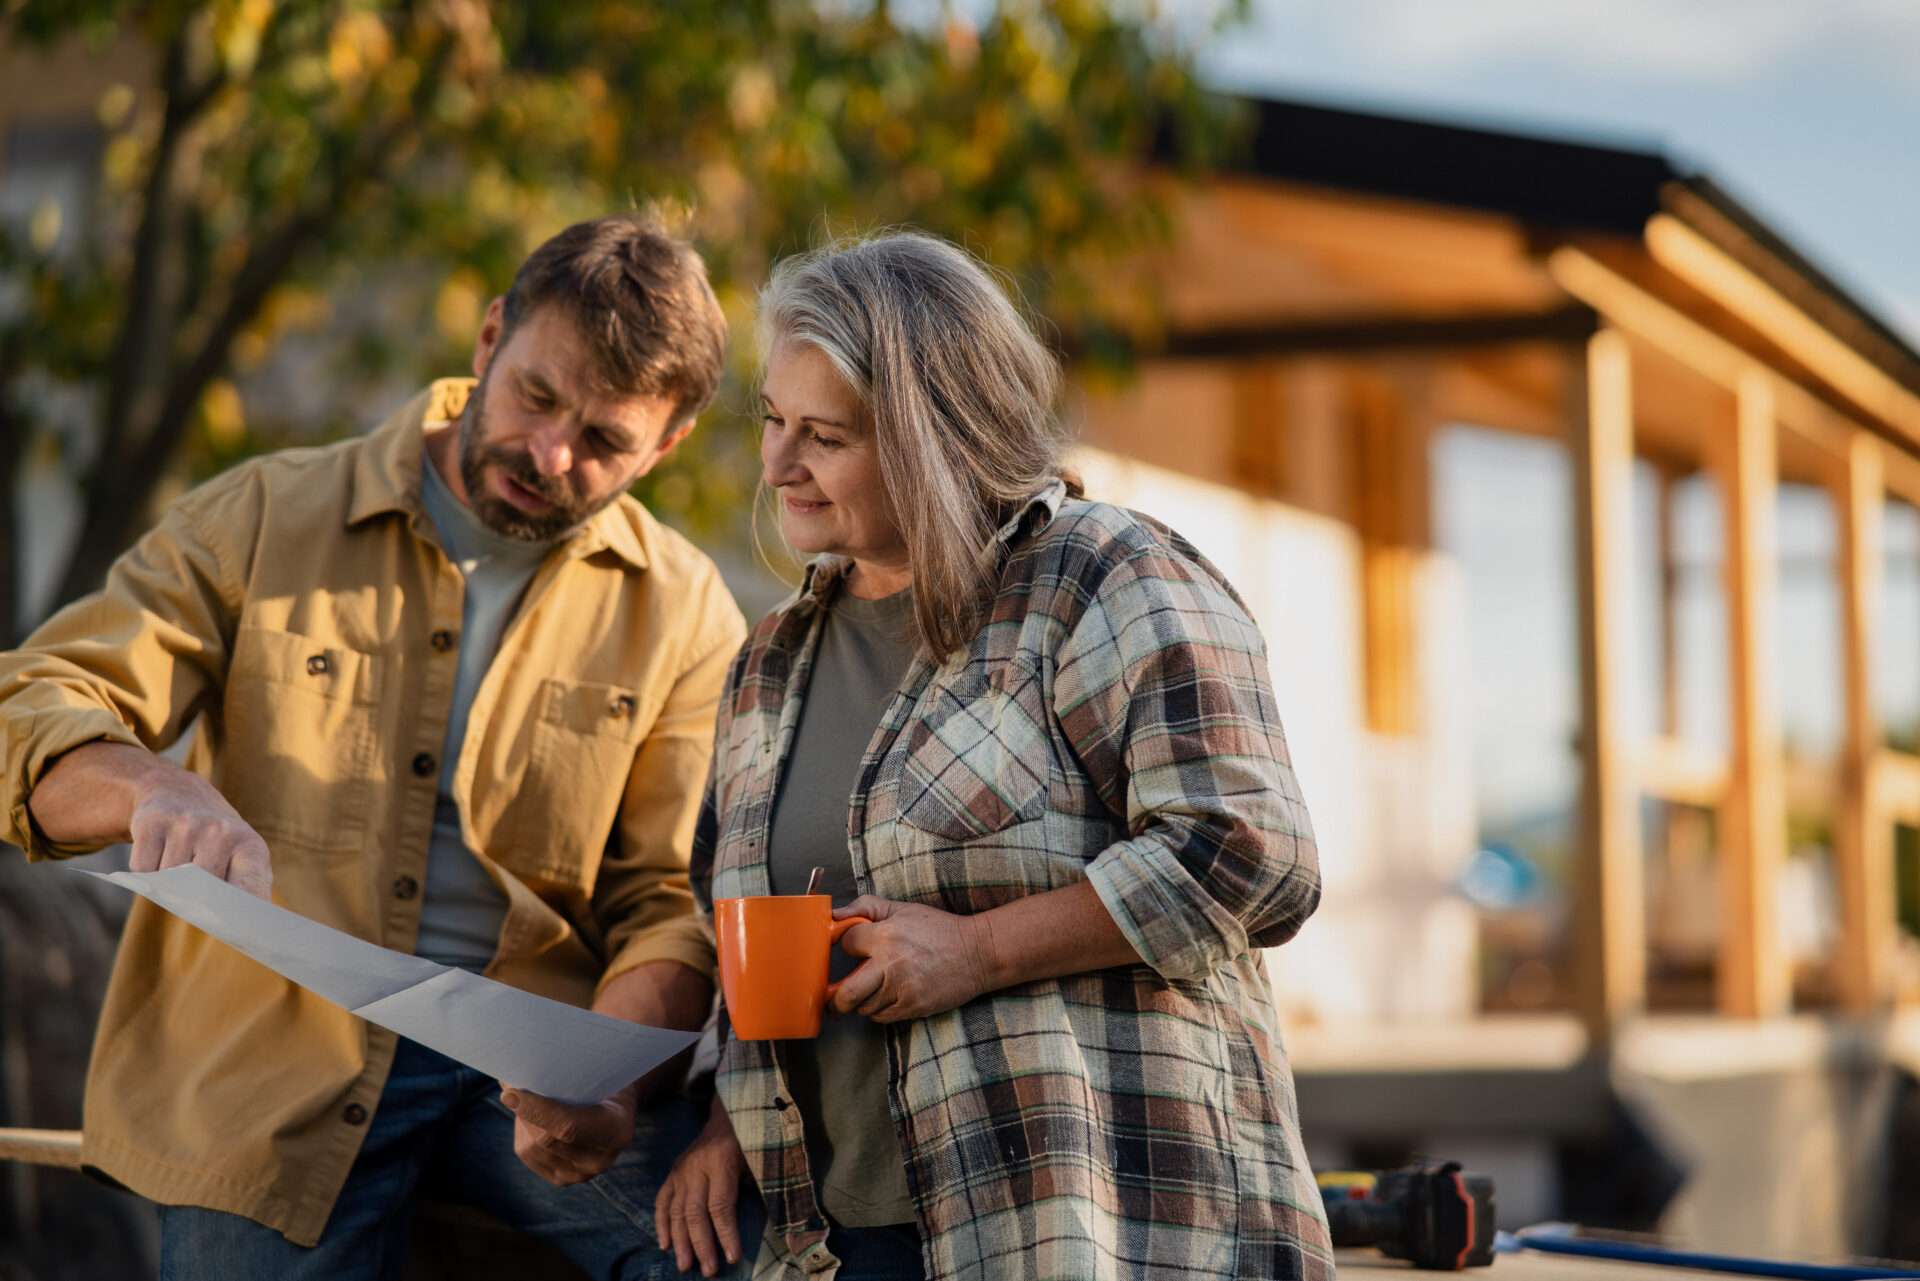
[472,297,508,378]
[635,420,697,478]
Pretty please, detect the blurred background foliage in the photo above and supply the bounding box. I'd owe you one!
[0,0,1249,644]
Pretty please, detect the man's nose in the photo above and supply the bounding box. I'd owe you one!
[528,427,573,478]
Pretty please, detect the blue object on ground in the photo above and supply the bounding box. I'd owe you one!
[1505,1223,1920,1280]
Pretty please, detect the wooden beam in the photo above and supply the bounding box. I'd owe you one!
[1883,751,1920,827]
[1570,329,1647,1033]
[1713,371,1791,1019]
[0,1127,82,1170]
[1646,214,1920,450]
[1832,432,1894,1010]
[1136,304,1598,361]
[1547,247,1861,468]
[1351,374,1424,736]
[1638,736,1729,809]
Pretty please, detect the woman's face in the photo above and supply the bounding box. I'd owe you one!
[760,341,909,590]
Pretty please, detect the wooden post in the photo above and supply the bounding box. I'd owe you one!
[1833,432,1892,1011]
[1713,370,1790,1018]
[1570,329,1646,1033]
[1352,373,1425,737]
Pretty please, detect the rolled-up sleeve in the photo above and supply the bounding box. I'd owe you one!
[1,489,244,858]
[593,578,746,994]
[1054,544,1320,982]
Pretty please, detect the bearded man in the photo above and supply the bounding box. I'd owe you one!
[0,215,752,1279]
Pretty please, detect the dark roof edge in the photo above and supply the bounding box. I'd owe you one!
[1664,177,1920,397]
[1211,93,1920,397]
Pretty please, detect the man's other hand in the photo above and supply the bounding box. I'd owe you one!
[501,1085,637,1187]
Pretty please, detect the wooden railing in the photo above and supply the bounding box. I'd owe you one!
[0,1126,82,1169]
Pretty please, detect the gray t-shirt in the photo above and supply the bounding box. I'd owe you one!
[766,586,919,1227]
[415,452,552,970]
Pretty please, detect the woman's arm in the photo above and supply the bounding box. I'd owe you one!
[830,880,1137,1021]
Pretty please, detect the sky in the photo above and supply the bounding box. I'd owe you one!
[1202,0,1920,346]
[1197,1,1920,824]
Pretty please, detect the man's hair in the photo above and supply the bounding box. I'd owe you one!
[500,214,728,426]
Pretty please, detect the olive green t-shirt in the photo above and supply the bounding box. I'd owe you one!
[765,586,918,1227]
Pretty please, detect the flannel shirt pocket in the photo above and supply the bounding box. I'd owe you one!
[897,664,1049,841]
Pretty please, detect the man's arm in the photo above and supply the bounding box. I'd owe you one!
[4,478,248,867]
[31,741,272,899]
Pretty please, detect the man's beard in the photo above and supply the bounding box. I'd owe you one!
[457,371,625,542]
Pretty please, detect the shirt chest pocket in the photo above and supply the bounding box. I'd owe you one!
[504,678,648,876]
[895,664,1050,842]
[219,625,384,853]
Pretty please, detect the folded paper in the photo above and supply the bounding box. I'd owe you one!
[81,865,697,1104]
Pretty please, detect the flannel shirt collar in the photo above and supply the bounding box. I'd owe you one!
[790,476,1071,614]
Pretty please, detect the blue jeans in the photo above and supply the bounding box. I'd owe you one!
[824,1220,925,1281]
[157,1038,761,1281]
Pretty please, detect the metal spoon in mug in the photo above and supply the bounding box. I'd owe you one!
[805,866,825,897]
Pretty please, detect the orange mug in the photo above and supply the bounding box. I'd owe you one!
[714,895,872,1040]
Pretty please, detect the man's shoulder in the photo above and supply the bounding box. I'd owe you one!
[168,433,372,533]
[609,496,746,648]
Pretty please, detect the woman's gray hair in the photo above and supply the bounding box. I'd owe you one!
[757,231,1076,657]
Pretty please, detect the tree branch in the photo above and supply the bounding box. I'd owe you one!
[93,22,223,479]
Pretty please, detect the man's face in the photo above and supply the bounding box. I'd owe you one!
[458,299,691,542]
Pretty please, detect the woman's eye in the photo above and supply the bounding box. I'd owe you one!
[807,429,843,449]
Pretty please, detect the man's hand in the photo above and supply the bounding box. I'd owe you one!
[32,741,272,900]
[655,1098,749,1277]
[829,897,994,1022]
[501,1085,637,1187]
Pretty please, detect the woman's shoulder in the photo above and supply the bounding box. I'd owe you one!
[1017,498,1213,586]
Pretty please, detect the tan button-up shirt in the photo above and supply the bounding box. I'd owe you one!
[0,380,746,1245]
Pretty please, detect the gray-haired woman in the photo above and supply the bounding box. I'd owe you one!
[655,232,1334,1281]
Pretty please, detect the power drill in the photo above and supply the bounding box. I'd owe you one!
[1319,1162,1497,1269]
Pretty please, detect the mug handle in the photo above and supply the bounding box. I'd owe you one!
[822,915,874,1005]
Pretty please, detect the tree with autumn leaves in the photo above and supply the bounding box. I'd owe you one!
[0,0,1245,644]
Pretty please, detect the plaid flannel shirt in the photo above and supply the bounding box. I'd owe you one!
[693,484,1334,1280]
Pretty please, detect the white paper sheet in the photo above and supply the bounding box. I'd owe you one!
[81,865,698,1104]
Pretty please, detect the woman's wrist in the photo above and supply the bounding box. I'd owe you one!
[962,909,1007,997]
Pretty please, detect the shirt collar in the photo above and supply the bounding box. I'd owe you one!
[345,377,650,572]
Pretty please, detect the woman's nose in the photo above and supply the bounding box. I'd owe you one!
[760,429,806,486]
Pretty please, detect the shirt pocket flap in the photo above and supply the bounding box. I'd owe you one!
[229,625,381,705]
[898,664,1049,841]
[536,678,648,743]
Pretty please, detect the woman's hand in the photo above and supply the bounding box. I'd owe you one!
[655,1099,750,1277]
[830,897,996,1022]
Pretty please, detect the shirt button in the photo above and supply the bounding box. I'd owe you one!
[306,654,330,676]
[343,1103,368,1125]
[411,752,437,777]
[608,694,635,718]
[772,1096,790,1111]
[392,875,419,901]
[429,629,456,653]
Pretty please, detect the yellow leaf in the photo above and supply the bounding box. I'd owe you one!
[28,201,61,253]
[97,84,135,130]
[201,379,246,448]
[436,269,489,345]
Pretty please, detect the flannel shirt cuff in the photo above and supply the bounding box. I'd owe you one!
[1086,837,1250,982]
